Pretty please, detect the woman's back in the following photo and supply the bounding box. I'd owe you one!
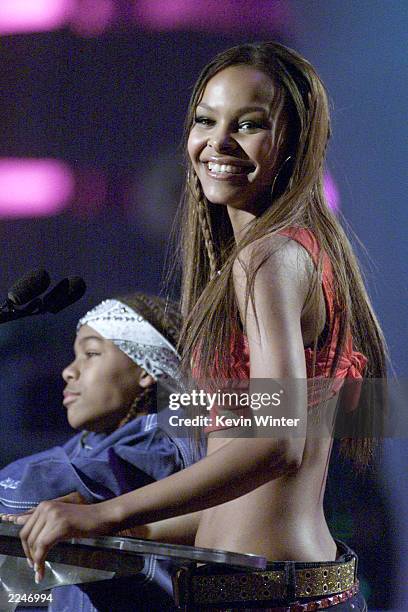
[195,228,365,561]
[196,426,337,560]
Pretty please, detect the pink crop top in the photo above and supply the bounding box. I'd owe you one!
[203,227,368,434]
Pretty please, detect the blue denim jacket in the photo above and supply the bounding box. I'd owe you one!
[0,412,201,611]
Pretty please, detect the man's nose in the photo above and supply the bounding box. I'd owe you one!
[62,360,79,382]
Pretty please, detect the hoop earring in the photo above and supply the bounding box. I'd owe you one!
[271,155,293,199]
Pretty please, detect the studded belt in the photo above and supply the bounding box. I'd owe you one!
[173,556,357,610]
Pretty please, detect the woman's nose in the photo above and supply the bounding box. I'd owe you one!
[207,128,238,152]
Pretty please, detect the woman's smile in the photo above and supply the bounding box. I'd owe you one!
[203,156,255,182]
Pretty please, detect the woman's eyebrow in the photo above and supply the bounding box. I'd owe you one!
[196,102,269,114]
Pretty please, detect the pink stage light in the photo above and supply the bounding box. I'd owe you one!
[0,0,74,36]
[0,159,74,218]
[324,171,340,212]
[133,0,290,33]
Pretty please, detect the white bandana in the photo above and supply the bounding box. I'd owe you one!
[78,299,181,389]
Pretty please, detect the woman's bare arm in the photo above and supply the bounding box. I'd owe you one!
[117,511,202,545]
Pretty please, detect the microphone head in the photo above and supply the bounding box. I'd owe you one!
[43,277,86,314]
[8,269,51,306]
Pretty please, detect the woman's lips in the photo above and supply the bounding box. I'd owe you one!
[207,161,252,174]
[203,161,253,182]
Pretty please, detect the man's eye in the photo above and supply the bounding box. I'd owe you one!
[85,351,100,358]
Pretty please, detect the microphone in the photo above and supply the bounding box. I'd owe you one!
[6,269,51,307]
[0,274,86,324]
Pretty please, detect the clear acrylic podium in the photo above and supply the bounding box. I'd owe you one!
[0,523,266,611]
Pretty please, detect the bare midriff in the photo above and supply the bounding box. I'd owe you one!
[195,394,339,562]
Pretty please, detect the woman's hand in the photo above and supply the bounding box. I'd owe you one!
[0,491,89,525]
[18,499,113,583]
[54,491,89,505]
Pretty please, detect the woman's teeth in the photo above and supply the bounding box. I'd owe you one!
[207,162,249,174]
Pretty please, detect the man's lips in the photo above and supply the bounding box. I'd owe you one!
[63,390,80,406]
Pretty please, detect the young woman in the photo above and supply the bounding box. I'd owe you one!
[1,293,193,610]
[14,42,386,611]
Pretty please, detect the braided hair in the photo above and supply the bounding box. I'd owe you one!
[191,172,218,279]
[114,293,181,428]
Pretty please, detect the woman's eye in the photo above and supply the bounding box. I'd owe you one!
[85,351,100,358]
[239,121,264,131]
[194,116,214,126]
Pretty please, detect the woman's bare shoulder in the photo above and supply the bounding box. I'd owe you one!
[233,232,313,295]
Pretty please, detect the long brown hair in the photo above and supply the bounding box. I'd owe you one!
[176,42,387,467]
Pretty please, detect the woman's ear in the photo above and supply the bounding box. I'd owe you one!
[138,369,155,389]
